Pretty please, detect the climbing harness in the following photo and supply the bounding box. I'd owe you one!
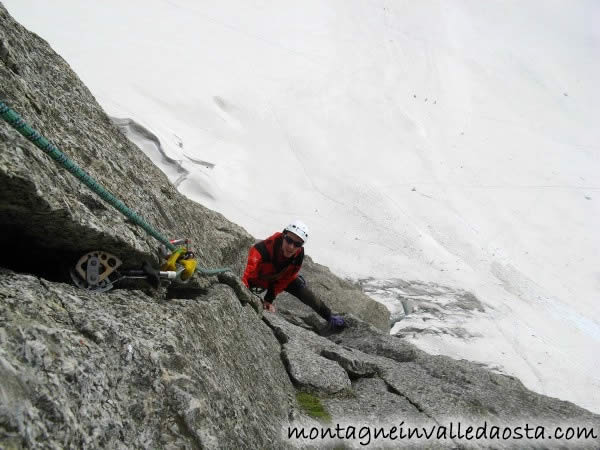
[250,286,267,296]
[0,101,231,288]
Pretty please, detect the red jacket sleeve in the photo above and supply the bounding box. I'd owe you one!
[241,246,262,288]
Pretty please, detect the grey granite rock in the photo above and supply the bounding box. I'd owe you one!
[0,270,295,448]
[283,343,351,394]
[217,271,263,315]
[320,347,379,379]
[328,315,420,363]
[263,311,336,352]
[324,377,423,423]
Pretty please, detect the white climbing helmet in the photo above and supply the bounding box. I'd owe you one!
[284,220,309,244]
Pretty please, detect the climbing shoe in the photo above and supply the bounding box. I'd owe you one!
[328,315,346,330]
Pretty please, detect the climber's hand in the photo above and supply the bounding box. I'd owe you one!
[263,301,276,313]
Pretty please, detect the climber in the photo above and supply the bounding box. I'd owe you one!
[242,220,346,329]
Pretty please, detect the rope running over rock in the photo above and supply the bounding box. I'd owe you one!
[0,101,229,275]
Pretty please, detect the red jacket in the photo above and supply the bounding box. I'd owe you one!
[242,232,304,298]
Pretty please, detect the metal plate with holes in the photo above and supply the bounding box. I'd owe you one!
[71,251,122,292]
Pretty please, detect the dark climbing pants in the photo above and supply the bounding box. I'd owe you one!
[284,276,331,320]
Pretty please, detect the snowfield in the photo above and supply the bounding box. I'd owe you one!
[5,0,599,412]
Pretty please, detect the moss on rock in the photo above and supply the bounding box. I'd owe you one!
[296,392,332,424]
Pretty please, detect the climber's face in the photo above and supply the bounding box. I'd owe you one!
[282,231,303,258]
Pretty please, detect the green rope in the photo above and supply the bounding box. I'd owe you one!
[1,101,230,275]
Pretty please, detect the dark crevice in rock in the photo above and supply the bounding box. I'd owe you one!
[262,318,294,390]
[0,179,150,282]
[165,286,209,300]
[0,175,82,284]
[319,349,378,380]
[150,192,176,229]
[347,371,376,382]
[24,92,42,115]
[382,378,462,446]
[260,317,302,398]
[0,245,78,285]
[33,392,64,424]
[280,352,297,387]
[173,413,202,450]
[0,220,118,288]
[79,194,108,213]
[216,272,262,314]
[384,381,422,412]
[55,289,78,330]
[381,379,447,431]
[261,317,290,345]
[0,179,161,293]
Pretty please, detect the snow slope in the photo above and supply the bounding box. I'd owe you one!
[5,1,599,412]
